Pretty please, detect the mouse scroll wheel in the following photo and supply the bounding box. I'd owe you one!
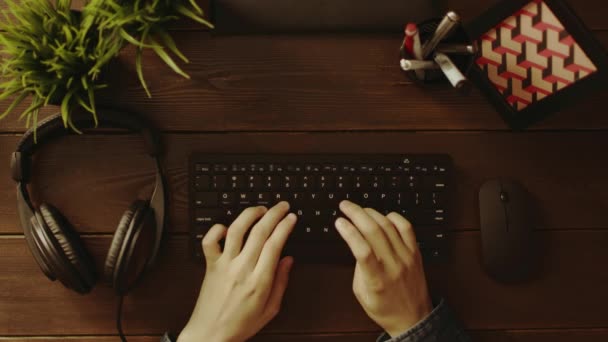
[500,191,509,202]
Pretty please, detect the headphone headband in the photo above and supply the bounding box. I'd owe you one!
[12,109,161,183]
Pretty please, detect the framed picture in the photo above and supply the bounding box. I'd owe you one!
[466,0,608,129]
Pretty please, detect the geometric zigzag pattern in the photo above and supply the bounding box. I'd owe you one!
[476,0,597,111]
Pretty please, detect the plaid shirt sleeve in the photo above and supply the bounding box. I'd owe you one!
[376,299,470,342]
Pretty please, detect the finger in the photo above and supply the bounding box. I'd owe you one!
[263,256,294,320]
[255,213,297,280]
[387,212,418,253]
[201,224,227,264]
[241,202,290,264]
[335,217,380,274]
[364,208,409,265]
[339,200,395,264]
[224,206,268,259]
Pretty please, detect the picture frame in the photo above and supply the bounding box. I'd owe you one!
[465,0,608,129]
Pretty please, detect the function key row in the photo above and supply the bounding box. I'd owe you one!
[195,163,448,174]
[194,175,447,191]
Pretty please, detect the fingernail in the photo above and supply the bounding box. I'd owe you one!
[340,200,352,210]
[287,213,297,222]
[335,217,346,229]
[279,201,290,210]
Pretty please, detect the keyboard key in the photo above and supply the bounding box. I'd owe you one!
[255,192,271,206]
[229,175,246,189]
[282,176,296,189]
[247,175,263,189]
[300,175,315,189]
[264,176,281,190]
[287,165,302,173]
[212,175,227,190]
[354,176,370,190]
[405,175,419,189]
[215,164,230,172]
[220,192,236,206]
[336,176,351,189]
[370,176,384,189]
[425,176,447,190]
[388,176,401,189]
[237,192,252,206]
[194,192,218,207]
[194,175,210,190]
[273,193,289,203]
[431,193,444,206]
[196,164,211,173]
[318,175,335,190]
[291,192,305,205]
[195,209,223,224]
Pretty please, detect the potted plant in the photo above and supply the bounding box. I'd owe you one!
[0,0,212,136]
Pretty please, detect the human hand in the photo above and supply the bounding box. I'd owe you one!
[178,202,296,342]
[335,200,433,337]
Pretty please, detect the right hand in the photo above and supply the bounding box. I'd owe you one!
[335,200,433,338]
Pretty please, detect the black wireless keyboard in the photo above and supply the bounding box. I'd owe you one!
[189,154,452,263]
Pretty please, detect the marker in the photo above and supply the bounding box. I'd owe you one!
[436,43,478,55]
[402,23,426,80]
[433,52,469,90]
[400,59,439,71]
[422,11,461,58]
[402,23,416,56]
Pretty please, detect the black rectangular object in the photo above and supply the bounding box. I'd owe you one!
[189,154,453,263]
[212,0,439,33]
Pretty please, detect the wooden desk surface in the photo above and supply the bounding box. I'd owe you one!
[1,1,608,341]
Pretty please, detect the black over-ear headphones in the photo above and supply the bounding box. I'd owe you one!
[11,110,166,295]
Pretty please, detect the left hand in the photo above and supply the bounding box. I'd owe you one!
[178,202,296,342]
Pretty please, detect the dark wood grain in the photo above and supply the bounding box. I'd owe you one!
[1,230,608,336]
[5,329,608,341]
[1,31,607,133]
[1,132,607,234]
[4,0,604,30]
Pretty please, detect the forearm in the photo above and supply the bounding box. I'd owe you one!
[377,299,470,342]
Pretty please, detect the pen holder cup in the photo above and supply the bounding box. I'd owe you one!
[401,18,476,84]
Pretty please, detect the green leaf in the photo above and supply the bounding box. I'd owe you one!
[0,92,28,120]
[149,38,190,79]
[67,114,83,134]
[175,4,214,28]
[188,0,204,15]
[156,29,188,63]
[76,94,95,118]
[135,48,152,98]
[60,88,76,127]
[87,86,98,127]
[119,28,154,48]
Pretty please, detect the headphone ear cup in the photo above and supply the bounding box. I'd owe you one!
[38,204,97,293]
[105,200,151,293]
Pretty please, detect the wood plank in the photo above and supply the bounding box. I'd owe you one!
[4,0,604,30]
[470,329,608,342]
[1,231,608,335]
[1,31,607,133]
[1,132,607,234]
[4,329,608,341]
[0,1,210,30]
[449,0,608,30]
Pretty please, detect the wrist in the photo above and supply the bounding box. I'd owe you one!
[385,301,433,337]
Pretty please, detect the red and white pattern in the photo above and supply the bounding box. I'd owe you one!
[476,0,597,111]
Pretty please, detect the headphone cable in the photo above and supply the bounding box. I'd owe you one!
[117,295,128,342]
